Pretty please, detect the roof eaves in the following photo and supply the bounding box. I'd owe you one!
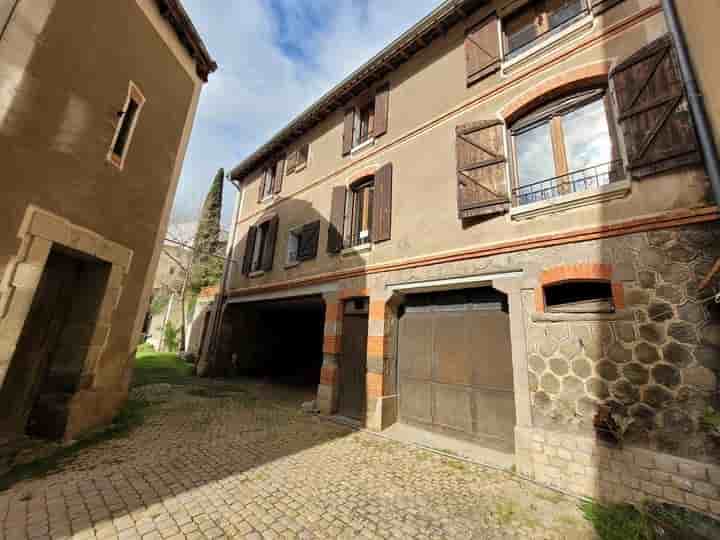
[230,0,487,180]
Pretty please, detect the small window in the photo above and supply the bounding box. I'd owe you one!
[355,101,375,147]
[503,0,589,58]
[349,178,374,246]
[297,144,309,170]
[544,280,614,313]
[108,82,145,170]
[287,229,301,264]
[262,167,275,200]
[251,221,270,272]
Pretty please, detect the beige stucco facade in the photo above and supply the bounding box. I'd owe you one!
[0,0,211,439]
[224,0,720,516]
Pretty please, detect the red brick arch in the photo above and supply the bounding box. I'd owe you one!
[501,61,613,124]
[535,263,625,313]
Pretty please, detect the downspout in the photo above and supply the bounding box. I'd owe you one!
[198,173,244,376]
[0,0,20,44]
[662,0,720,203]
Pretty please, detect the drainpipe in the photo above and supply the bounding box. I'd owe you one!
[661,0,720,203]
[199,174,244,376]
[0,0,20,44]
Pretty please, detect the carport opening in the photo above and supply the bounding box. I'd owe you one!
[221,296,325,389]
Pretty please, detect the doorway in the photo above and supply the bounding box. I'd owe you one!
[338,299,368,420]
[0,245,110,440]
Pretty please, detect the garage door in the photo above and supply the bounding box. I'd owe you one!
[398,289,516,451]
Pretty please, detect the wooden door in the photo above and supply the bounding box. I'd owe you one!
[0,251,80,435]
[339,313,368,420]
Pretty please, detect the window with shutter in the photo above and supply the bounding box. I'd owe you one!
[261,215,279,271]
[374,84,390,137]
[328,186,347,253]
[610,34,701,178]
[465,14,500,86]
[298,221,321,261]
[296,144,309,170]
[286,151,298,175]
[342,109,355,156]
[242,226,257,275]
[272,157,285,194]
[372,163,392,243]
[456,120,510,219]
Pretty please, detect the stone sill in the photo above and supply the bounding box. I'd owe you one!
[284,260,301,269]
[350,138,375,156]
[510,179,631,221]
[248,270,265,278]
[532,309,634,323]
[342,243,372,257]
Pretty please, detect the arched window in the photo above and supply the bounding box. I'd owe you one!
[510,87,623,205]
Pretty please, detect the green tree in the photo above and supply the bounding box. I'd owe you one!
[191,168,225,294]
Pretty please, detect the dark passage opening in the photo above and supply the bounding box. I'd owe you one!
[220,295,325,389]
[0,245,110,440]
[544,280,614,313]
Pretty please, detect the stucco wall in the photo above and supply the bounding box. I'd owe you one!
[0,0,200,433]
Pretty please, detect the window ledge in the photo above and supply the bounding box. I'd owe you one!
[260,195,275,204]
[532,309,634,323]
[284,260,301,269]
[294,163,307,174]
[350,138,375,156]
[248,270,266,278]
[342,243,372,257]
[510,179,630,221]
[502,15,594,75]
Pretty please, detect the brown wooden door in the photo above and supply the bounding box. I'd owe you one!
[339,313,368,420]
[398,290,516,453]
[0,251,80,435]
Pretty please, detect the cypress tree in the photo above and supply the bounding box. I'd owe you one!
[191,168,224,293]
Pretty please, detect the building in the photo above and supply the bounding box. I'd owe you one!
[0,0,215,441]
[221,0,720,514]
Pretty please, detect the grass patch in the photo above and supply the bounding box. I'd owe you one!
[581,501,654,540]
[133,352,193,387]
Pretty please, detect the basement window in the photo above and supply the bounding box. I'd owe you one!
[108,82,145,170]
[544,280,614,313]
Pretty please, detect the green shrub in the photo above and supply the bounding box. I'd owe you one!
[163,322,179,352]
[137,342,155,355]
[581,501,654,540]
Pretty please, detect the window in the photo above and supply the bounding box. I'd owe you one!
[287,144,310,175]
[349,178,374,247]
[355,101,375,147]
[287,229,300,264]
[108,82,145,170]
[262,167,275,200]
[286,221,320,265]
[544,281,614,313]
[510,88,622,206]
[503,0,589,58]
[342,84,389,156]
[250,221,270,273]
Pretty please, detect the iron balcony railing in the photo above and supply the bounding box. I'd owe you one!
[512,160,625,207]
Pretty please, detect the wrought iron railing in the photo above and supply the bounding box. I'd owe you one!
[512,160,625,207]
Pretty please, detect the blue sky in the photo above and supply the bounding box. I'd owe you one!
[172,0,443,228]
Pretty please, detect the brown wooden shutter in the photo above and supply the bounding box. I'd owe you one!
[286,151,298,175]
[456,120,510,219]
[298,221,320,261]
[374,83,390,138]
[465,14,500,86]
[610,34,701,178]
[257,172,266,203]
[372,163,392,243]
[590,0,625,15]
[342,108,355,156]
[241,226,257,275]
[261,216,279,271]
[327,186,346,253]
[272,157,285,194]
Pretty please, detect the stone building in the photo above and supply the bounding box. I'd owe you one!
[0,0,215,441]
[219,0,720,515]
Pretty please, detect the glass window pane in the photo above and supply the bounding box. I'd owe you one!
[563,98,613,174]
[547,0,585,30]
[515,122,556,186]
[505,7,539,54]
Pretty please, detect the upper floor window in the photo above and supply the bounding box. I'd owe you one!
[287,144,310,175]
[258,158,285,202]
[286,221,320,265]
[242,215,279,275]
[342,83,389,156]
[355,102,375,147]
[108,82,145,170]
[503,0,589,59]
[510,88,622,206]
[349,178,375,247]
[250,220,270,273]
[262,168,275,200]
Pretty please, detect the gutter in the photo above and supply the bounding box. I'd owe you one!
[662,0,720,203]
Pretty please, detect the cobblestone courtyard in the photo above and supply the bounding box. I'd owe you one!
[0,378,595,539]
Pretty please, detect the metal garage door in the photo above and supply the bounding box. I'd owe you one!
[398,289,516,452]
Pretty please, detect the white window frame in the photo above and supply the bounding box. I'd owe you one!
[261,167,276,202]
[107,81,146,171]
[286,227,302,266]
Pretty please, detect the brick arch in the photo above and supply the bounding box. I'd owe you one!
[346,165,379,186]
[501,61,613,124]
[535,262,625,313]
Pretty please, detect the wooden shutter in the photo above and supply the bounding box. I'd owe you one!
[342,108,355,156]
[298,221,320,261]
[374,83,390,138]
[257,172,266,203]
[261,216,279,271]
[456,120,510,219]
[610,35,701,178]
[465,14,500,86]
[241,226,257,275]
[327,186,347,253]
[590,0,625,15]
[297,144,309,169]
[272,157,285,194]
[286,151,298,175]
[372,163,392,243]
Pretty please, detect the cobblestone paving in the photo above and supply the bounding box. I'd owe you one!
[0,380,595,539]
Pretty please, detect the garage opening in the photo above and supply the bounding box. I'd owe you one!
[397,287,516,454]
[221,295,325,389]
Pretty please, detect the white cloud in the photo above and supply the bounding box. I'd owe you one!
[172,0,443,226]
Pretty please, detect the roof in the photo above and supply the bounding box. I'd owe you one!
[155,0,218,82]
[230,0,487,181]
